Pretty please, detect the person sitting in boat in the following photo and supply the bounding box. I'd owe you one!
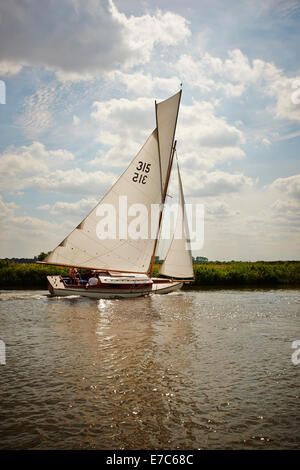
[88,273,98,287]
[69,267,79,285]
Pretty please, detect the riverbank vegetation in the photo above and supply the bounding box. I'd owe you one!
[192,261,300,287]
[0,260,68,289]
[0,259,299,289]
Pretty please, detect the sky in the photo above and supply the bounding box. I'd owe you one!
[0,0,299,261]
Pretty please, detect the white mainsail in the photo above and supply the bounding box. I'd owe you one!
[159,162,194,279]
[45,92,182,273]
[156,91,181,196]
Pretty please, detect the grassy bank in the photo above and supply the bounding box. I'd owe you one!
[0,260,68,289]
[192,261,300,287]
[0,260,299,289]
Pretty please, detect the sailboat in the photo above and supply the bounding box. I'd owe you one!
[43,90,194,298]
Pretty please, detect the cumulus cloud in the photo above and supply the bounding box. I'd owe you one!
[0,142,117,197]
[0,196,18,219]
[178,100,245,148]
[272,199,300,213]
[0,0,128,77]
[176,49,300,121]
[0,0,190,80]
[31,168,116,195]
[0,142,74,183]
[183,170,253,197]
[205,200,240,219]
[38,197,98,216]
[176,100,246,170]
[0,60,22,76]
[90,96,154,166]
[8,215,55,233]
[270,174,300,200]
[0,195,68,258]
[271,199,300,225]
[106,70,181,96]
[90,96,246,169]
[176,51,248,97]
[110,1,190,68]
[269,76,300,122]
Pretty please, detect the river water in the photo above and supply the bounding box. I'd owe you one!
[0,288,299,450]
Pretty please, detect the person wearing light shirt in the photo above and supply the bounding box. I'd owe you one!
[88,276,98,286]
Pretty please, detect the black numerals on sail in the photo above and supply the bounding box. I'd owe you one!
[132,161,151,184]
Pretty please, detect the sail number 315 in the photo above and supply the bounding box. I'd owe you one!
[132,161,151,184]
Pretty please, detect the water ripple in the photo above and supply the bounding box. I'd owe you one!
[0,288,299,449]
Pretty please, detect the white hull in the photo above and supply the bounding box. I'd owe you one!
[51,287,150,299]
[47,276,152,299]
[47,276,183,299]
[151,280,183,294]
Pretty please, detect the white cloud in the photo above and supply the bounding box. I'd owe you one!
[205,200,240,219]
[0,142,79,193]
[270,174,300,200]
[90,96,246,169]
[106,70,181,96]
[110,1,190,68]
[176,100,246,170]
[268,75,300,122]
[176,49,300,121]
[178,100,245,148]
[262,138,271,146]
[31,168,116,195]
[190,183,300,260]
[0,141,117,196]
[90,96,154,166]
[0,0,190,80]
[73,115,81,126]
[176,51,247,97]
[19,84,64,137]
[38,197,98,216]
[0,196,18,219]
[9,215,55,233]
[0,195,69,257]
[272,199,300,213]
[0,0,128,78]
[177,49,268,91]
[0,60,22,76]
[37,204,51,211]
[0,142,74,183]
[271,199,300,226]
[183,170,253,197]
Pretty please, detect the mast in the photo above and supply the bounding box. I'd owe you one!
[148,140,177,277]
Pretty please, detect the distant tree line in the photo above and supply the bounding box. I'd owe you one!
[3,251,51,264]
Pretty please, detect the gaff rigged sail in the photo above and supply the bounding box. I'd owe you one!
[44,92,182,273]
